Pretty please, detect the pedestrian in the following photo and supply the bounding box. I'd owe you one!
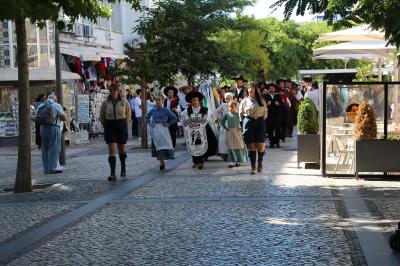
[163,86,180,148]
[221,101,247,168]
[146,93,156,145]
[147,95,177,170]
[304,81,320,111]
[134,89,143,140]
[34,94,46,149]
[230,75,247,102]
[182,91,218,169]
[36,93,66,174]
[264,83,283,148]
[288,82,301,135]
[216,92,234,161]
[100,84,131,181]
[278,81,291,142]
[128,91,138,137]
[239,83,268,174]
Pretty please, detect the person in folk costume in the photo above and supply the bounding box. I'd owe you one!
[230,75,247,102]
[181,91,218,169]
[264,83,283,148]
[239,83,268,175]
[288,81,301,136]
[276,79,291,142]
[221,101,248,168]
[146,95,177,170]
[163,86,180,148]
[216,92,234,161]
[218,85,231,104]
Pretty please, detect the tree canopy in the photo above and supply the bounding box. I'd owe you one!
[133,0,252,85]
[271,0,400,47]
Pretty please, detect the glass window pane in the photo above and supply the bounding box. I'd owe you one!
[39,45,49,67]
[25,21,37,44]
[28,45,38,67]
[39,26,47,43]
[49,45,55,67]
[48,22,54,43]
[388,84,400,138]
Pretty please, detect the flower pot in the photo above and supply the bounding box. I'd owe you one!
[297,134,320,168]
[355,139,400,178]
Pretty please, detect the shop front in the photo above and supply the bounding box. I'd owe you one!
[0,68,81,146]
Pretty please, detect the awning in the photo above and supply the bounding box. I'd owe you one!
[60,44,127,61]
[0,68,81,82]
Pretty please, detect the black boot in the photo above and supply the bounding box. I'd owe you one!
[119,153,127,177]
[249,151,257,175]
[108,156,116,181]
[257,151,265,172]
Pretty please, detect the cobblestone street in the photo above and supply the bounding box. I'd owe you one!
[0,136,400,265]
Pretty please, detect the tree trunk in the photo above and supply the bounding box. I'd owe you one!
[141,81,148,149]
[14,15,32,193]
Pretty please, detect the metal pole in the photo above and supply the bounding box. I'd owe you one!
[55,25,66,165]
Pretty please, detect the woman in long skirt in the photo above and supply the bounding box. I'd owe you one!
[146,95,177,170]
[216,92,234,161]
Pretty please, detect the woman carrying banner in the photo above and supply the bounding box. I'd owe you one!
[239,83,268,174]
[181,91,218,169]
[146,95,177,170]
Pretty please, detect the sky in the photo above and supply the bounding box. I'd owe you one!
[243,0,316,22]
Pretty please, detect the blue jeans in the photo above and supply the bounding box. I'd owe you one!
[40,125,60,173]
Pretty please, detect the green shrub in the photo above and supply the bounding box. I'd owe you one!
[297,98,318,134]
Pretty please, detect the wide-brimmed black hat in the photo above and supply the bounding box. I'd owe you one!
[220,85,231,90]
[257,81,268,90]
[302,75,313,83]
[266,83,279,91]
[185,91,204,103]
[232,75,248,82]
[276,79,286,85]
[163,86,178,96]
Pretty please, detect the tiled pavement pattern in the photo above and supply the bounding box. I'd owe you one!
[1,136,400,265]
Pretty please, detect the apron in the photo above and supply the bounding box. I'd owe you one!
[226,128,245,149]
[150,123,173,151]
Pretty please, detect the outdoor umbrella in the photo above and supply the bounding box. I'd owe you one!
[317,25,385,42]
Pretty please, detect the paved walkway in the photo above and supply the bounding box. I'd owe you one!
[0,136,400,265]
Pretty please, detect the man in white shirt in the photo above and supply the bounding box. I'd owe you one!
[304,81,320,112]
[134,89,143,140]
[230,75,247,102]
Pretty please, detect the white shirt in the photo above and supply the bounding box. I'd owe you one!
[305,89,319,109]
[134,97,142,117]
[181,106,201,117]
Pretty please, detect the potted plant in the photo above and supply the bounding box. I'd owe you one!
[355,102,400,178]
[297,98,320,168]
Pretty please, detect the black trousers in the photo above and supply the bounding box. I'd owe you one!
[131,112,138,137]
[192,155,204,164]
[267,118,281,145]
[169,123,178,148]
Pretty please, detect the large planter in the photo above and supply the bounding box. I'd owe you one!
[297,134,320,168]
[355,139,400,178]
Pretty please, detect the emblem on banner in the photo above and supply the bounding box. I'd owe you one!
[182,115,208,156]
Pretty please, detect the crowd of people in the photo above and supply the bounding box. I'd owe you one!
[97,74,319,179]
[34,74,320,180]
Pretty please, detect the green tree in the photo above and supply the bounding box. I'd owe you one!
[215,16,270,81]
[134,0,252,86]
[0,0,140,193]
[271,0,400,47]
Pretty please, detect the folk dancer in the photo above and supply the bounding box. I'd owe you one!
[239,83,268,175]
[181,91,218,169]
[216,92,234,161]
[264,83,283,148]
[163,86,180,148]
[221,101,248,168]
[230,75,247,102]
[147,95,177,170]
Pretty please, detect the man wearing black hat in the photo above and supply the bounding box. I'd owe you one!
[231,75,247,102]
[301,75,313,97]
[181,91,218,169]
[163,86,180,148]
[264,83,283,148]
